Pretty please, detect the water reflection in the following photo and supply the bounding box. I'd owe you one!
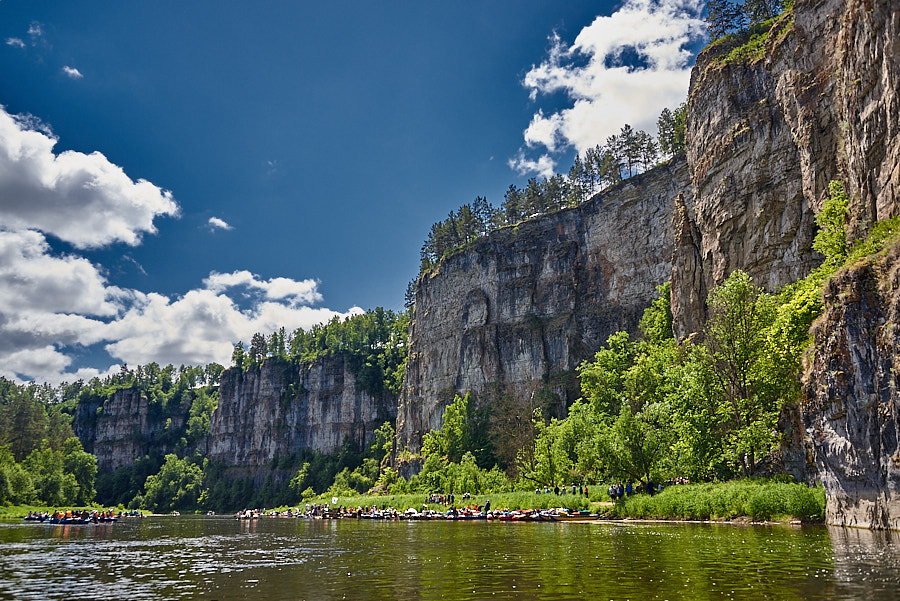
[0,517,898,600]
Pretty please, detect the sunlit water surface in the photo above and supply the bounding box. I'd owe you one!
[1,516,899,600]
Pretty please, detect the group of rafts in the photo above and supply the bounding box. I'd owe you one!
[247,507,600,521]
[23,509,120,524]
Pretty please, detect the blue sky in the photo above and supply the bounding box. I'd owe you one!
[0,0,707,384]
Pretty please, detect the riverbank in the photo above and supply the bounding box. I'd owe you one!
[293,480,824,524]
[0,504,144,519]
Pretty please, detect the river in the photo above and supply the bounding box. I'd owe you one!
[1,516,899,600]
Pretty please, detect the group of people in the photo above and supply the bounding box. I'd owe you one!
[24,509,118,523]
[534,484,591,497]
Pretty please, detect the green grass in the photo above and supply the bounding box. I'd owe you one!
[607,480,825,522]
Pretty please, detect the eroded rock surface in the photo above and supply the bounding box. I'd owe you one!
[803,244,900,529]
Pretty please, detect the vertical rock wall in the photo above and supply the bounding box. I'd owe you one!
[72,389,185,473]
[672,0,900,337]
[803,243,900,529]
[207,355,396,466]
[396,160,690,453]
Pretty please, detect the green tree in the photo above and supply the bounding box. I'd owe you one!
[62,437,97,505]
[812,180,849,267]
[672,103,688,155]
[142,454,204,513]
[657,108,677,158]
[703,270,779,476]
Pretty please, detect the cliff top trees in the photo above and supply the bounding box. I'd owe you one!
[706,0,784,40]
[415,112,683,278]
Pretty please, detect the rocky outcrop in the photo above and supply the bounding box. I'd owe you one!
[72,388,185,473]
[396,160,690,453]
[672,0,900,337]
[802,243,900,529]
[207,356,395,466]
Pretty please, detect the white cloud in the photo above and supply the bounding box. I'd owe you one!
[0,230,125,317]
[104,290,360,368]
[6,37,25,48]
[0,258,361,383]
[27,23,43,39]
[0,106,180,248]
[203,270,323,305]
[0,106,362,385]
[508,150,556,179]
[207,216,233,231]
[512,0,706,175]
[62,66,83,79]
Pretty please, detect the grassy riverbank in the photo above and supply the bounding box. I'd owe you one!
[607,480,825,522]
[294,480,824,523]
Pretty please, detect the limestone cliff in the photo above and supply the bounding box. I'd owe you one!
[207,355,395,466]
[396,160,690,453]
[672,0,900,337]
[803,243,900,530]
[72,388,186,473]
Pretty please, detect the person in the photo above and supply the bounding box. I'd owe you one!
[608,484,617,502]
[584,486,589,497]
[626,481,633,496]
[484,499,491,512]
[554,485,560,495]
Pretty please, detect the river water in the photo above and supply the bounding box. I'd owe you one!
[1,516,899,600]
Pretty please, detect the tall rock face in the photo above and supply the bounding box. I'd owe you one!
[72,389,185,473]
[396,160,690,453]
[802,243,900,530]
[207,355,396,467]
[672,0,900,337]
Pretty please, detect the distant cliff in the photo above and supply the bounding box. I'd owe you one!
[207,355,396,467]
[396,159,690,453]
[73,388,185,473]
[75,354,397,474]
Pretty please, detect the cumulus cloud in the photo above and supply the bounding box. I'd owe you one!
[0,261,360,384]
[6,37,25,48]
[512,0,706,175]
[508,150,556,179]
[0,107,358,385]
[62,65,83,79]
[104,289,360,368]
[207,216,233,231]
[0,106,180,248]
[203,270,323,306]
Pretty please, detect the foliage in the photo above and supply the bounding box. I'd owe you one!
[703,270,780,475]
[141,454,204,513]
[706,0,785,41]
[611,479,824,522]
[234,307,410,399]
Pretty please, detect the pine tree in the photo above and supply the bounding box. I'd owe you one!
[657,107,677,159]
